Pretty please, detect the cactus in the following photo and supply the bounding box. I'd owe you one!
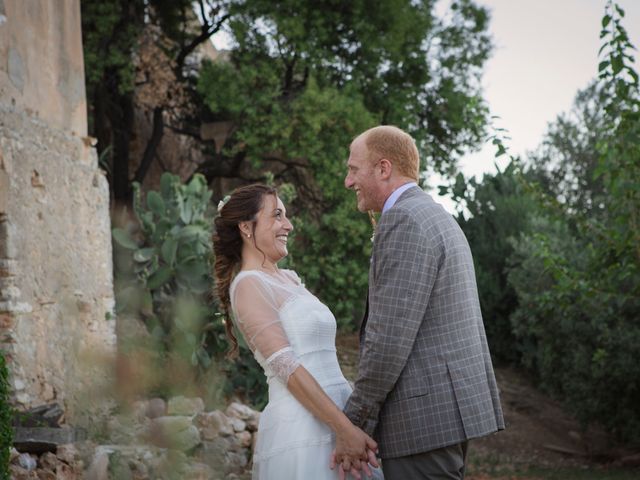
[112,173,225,371]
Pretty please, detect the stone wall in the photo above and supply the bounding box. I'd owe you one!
[0,0,116,421]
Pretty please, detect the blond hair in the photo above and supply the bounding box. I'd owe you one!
[360,125,420,181]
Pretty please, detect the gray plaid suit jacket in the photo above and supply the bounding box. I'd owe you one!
[344,186,504,459]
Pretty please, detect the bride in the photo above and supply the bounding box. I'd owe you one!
[213,184,383,479]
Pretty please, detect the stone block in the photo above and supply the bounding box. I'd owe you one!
[235,431,252,448]
[145,397,166,419]
[0,300,32,313]
[148,415,199,449]
[9,464,37,480]
[55,463,78,480]
[56,444,78,465]
[14,403,64,427]
[226,402,258,420]
[0,259,16,277]
[0,312,14,329]
[226,402,260,431]
[17,452,37,470]
[85,450,109,480]
[167,396,205,416]
[13,427,77,453]
[195,410,234,440]
[230,417,246,433]
[184,462,214,480]
[0,168,8,215]
[36,469,56,480]
[37,452,58,470]
[150,415,193,433]
[173,425,201,451]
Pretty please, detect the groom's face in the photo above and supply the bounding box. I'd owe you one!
[345,137,383,212]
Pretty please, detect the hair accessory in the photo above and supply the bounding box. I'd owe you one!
[217,194,231,213]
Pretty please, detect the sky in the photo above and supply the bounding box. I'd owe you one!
[454,0,640,179]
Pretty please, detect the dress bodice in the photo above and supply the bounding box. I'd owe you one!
[230,270,342,388]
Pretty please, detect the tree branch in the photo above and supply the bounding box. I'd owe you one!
[134,107,164,184]
[175,13,231,75]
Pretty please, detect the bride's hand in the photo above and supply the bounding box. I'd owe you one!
[330,444,379,479]
[334,423,376,468]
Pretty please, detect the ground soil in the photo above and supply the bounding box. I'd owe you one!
[335,333,639,478]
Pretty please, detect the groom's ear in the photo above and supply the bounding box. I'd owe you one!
[378,158,392,179]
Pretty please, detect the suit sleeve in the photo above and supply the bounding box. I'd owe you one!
[344,208,439,435]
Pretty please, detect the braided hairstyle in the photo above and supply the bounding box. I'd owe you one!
[212,184,277,357]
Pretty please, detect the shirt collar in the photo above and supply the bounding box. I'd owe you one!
[382,182,417,213]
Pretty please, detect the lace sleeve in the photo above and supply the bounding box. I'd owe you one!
[230,273,301,384]
[265,346,300,384]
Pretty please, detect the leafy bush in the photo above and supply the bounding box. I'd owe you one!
[450,163,539,363]
[113,173,267,406]
[449,2,640,444]
[0,352,12,480]
[113,173,220,366]
[197,0,496,328]
[504,1,640,444]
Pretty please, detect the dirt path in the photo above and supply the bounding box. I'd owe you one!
[335,333,636,476]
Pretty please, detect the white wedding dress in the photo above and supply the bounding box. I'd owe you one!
[230,269,383,480]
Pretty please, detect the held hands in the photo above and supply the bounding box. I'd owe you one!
[329,424,380,480]
[330,448,379,480]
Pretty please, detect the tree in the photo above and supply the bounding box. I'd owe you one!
[81,0,230,201]
[197,0,492,181]
[197,0,493,325]
[450,162,541,363]
[527,82,610,217]
[505,1,640,443]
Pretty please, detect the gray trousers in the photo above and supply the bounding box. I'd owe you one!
[382,442,468,480]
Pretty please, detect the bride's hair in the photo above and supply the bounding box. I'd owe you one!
[213,183,277,357]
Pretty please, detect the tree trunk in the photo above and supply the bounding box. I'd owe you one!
[111,92,135,202]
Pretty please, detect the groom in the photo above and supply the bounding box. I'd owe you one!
[337,126,504,479]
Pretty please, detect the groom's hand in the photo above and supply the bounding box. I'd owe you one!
[330,451,371,480]
[330,421,378,479]
[330,447,379,480]
[334,425,376,466]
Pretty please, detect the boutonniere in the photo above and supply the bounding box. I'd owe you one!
[368,210,378,243]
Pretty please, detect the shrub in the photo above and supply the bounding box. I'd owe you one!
[112,173,267,406]
[0,352,12,480]
[504,1,640,444]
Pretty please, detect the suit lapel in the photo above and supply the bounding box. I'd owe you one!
[359,292,369,344]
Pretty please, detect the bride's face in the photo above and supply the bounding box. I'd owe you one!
[252,195,293,263]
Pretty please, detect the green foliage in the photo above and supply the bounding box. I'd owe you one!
[452,1,640,444]
[527,82,610,216]
[113,173,268,406]
[0,352,12,480]
[211,0,492,174]
[81,0,233,200]
[198,0,493,327]
[81,1,144,96]
[503,1,640,444]
[200,68,378,327]
[221,340,269,409]
[279,81,378,327]
[452,162,539,363]
[113,173,220,368]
